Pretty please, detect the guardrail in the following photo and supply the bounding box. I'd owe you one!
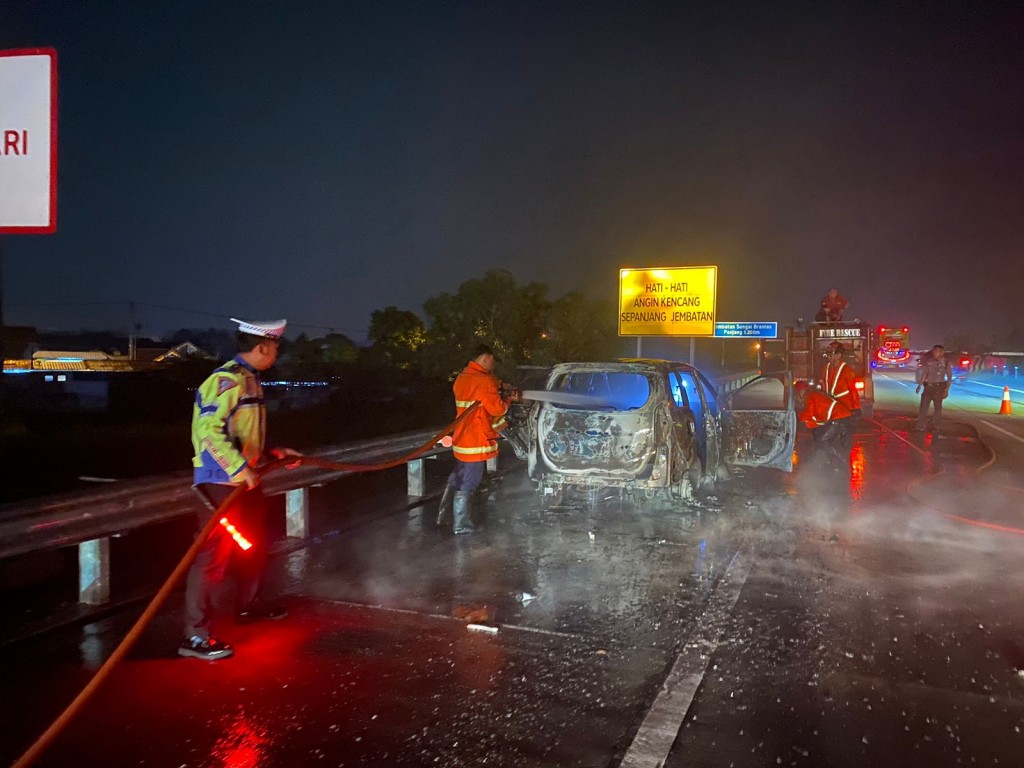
[714,369,761,395]
[0,428,456,607]
[0,370,759,610]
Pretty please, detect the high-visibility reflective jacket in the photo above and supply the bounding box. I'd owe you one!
[821,360,860,411]
[192,356,267,484]
[799,389,852,429]
[451,360,508,462]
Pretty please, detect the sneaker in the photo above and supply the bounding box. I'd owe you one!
[178,635,233,660]
[237,602,288,623]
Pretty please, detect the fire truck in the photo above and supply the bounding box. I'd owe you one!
[766,321,876,418]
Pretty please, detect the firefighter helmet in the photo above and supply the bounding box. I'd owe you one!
[825,341,845,356]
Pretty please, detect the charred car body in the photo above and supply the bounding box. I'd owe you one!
[518,360,796,503]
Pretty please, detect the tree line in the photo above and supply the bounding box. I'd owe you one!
[287,269,619,379]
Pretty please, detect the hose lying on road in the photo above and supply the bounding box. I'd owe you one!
[10,402,480,768]
[865,415,1024,536]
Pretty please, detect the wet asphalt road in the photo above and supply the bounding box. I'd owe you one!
[2,371,1024,767]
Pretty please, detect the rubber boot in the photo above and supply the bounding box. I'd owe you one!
[436,484,455,529]
[453,491,477,535]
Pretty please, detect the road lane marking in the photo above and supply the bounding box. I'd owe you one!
[877,373,912,389]
[619,547,753,768]
[980,419,1024,445]
[963,380,1024,396]
[313,596,602,643]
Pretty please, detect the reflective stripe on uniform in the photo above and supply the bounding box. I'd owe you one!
[452,444,497,455]
[455,400,476,409]
[826,362,846,396]
[810,398,838,426]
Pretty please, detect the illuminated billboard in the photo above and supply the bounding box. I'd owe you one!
[619,266,717,336]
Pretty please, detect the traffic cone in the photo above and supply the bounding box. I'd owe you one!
[999,386,1012,415]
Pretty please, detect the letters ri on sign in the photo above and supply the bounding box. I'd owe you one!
[1,129,29,155]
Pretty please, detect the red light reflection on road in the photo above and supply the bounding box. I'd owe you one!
[849,443,866,500]
[210,710,270,768]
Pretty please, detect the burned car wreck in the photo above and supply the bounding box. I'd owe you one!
[510,360,795,504]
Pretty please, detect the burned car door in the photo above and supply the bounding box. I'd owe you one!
[720,373,796,472]
[665,370,698,468]
[672,368,722,480]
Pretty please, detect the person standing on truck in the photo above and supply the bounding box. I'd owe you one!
[915,344,952,432]
[794,380,854,470]
[816,288,849,322]
[181,317,302,661]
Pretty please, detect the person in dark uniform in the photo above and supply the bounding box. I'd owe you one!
[915,344,952,432]
[180,317,301,660]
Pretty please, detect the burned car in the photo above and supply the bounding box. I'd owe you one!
[519,360,795,503]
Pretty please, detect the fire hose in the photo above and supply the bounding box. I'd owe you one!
[799,387,1019,532]
[862,415,1023,535]
[10,402,481,768]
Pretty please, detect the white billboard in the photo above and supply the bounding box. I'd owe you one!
[0,48,57,233]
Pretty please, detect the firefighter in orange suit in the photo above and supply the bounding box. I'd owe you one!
[822,341,861,413]
[795,380,853,470]
[437,345,513,534]
[820,341,860,462]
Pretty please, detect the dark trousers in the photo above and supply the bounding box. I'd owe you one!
[812,418,852,466]
[446,458,486,493]
[184,483,268,639]
[917,385,945,429]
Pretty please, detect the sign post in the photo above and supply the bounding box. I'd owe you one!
[619,266,717,364]
[0,48,58,432]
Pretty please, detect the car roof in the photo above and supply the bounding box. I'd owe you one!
[550,359,699,374]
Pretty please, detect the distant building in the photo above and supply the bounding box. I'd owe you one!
[3,342,213,414]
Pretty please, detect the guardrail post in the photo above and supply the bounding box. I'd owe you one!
[407,458,425,496]
[286,487,309,538]
[79,537,110,606]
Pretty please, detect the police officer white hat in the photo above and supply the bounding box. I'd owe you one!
[230,317,287,340]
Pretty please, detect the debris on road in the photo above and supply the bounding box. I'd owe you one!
[452,605,493,623]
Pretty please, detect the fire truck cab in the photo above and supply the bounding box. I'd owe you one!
[782,321,875,418]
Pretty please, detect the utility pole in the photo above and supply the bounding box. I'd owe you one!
[128,301,137,361]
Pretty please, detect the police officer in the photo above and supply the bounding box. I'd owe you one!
[180,317,301,660]
[915,344,952,432]
[437,345,514,534]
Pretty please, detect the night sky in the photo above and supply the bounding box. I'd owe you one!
[2,2,1022,347]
